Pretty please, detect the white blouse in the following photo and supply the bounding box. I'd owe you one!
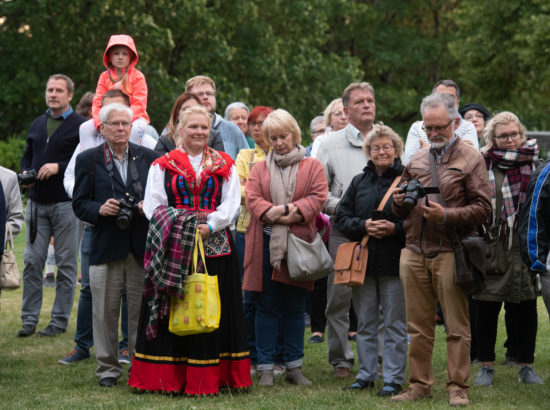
[143,154,241,233]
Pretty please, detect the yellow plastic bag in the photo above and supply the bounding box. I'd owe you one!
[169,229,221,336]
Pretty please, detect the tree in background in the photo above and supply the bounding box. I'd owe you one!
[1,0,548,149]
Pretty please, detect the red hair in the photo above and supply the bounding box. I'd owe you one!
[248,106,274,123]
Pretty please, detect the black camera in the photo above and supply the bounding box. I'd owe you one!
[400,179,440,210]
[17,169,38,185]
[116,195,138,230]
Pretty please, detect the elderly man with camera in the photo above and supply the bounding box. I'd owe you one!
[72,103,158,387]
[391,93,490,406]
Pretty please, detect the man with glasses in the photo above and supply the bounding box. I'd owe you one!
[403,79,479,165]
[391,93,491,406]
[18,74,87,338]
[185,75,248,159]
[72,103,158,387]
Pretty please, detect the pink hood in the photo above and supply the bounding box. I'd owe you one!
[103,34,138,69]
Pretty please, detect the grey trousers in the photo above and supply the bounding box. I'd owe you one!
[90,253,143,380]
[352,274,408,384]
[325,229,355,370]
[21,201,79,329]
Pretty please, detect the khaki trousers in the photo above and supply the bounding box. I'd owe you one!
[400,248,470,393]
[90,253,144,380]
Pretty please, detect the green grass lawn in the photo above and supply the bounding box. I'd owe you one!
[2,225,550,408]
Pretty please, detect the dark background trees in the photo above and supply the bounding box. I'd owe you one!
[1,0,548,148]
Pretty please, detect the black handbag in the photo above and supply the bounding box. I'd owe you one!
[428,153,485,295]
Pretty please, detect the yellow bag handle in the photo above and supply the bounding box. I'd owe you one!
[192,228,209,276]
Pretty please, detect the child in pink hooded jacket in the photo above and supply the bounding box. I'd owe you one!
[91,34,150,129]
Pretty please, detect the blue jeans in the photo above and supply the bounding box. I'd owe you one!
[74,225,93,353]
[255,236,307,371]
[235,231,246,279]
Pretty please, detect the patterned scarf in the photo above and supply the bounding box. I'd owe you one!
[142,205,197,339]
[485,139,538,247]
[153,145,233,189]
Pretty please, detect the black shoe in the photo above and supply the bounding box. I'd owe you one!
[17,325,36,338]
[377,382,401,397]
[43,274,56,288]
[37,324,66,337]
[308,334,324,344]
[99,377,117,387]
[343,379,374,391]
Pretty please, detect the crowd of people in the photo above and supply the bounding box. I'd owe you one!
[6,34,550,405]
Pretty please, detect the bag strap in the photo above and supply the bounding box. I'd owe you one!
[192,228,209,275]
[4,224,14,250]
[428,152,461,250]
[377,175,402,211]
[359,175,402,247]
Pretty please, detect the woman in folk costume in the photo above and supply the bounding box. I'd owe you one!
[129,106,251,396]
[474,112,542,387]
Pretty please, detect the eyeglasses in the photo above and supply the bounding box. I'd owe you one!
[370,144,394,153]
[312,128,326,135]
[422,120,453,134]
[495,131,520,141]
[104,121,131,128]
[250,121,264,128]
[195,91,215,98]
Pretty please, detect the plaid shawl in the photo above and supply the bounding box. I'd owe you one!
[485,139,538,247]
[142,205,197,339]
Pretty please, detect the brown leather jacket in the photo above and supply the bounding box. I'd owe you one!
[392,139,491,255]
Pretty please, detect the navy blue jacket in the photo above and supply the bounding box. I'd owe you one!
[519,159,550,272]
[21,111,86,203]
[72,142,159,265]
[335,159,405,277]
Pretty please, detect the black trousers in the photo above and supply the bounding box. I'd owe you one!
[476,299,538,364]
[309,276,328,333]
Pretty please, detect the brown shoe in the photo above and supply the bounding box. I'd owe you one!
[333,367,351,379]
[258,370,274,387]
[285,367,312,386]
[391,386,433,402]
[449,390,469,407]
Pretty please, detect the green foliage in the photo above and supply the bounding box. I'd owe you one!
[0,137,26,173]
[450,0,550,130]
[0,0,548,144]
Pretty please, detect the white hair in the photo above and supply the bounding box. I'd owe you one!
[224,102,250,120]
[420,93,459,121]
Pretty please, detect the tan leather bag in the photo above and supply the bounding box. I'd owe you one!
[333,235,369,286]
[333,176,401,287]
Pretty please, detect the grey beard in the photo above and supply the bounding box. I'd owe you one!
[429,133,451,150]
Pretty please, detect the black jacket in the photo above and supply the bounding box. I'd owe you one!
[519,159,550,272]
[21,111,86,203]
[72,142,159,265]
[335,159,405,276]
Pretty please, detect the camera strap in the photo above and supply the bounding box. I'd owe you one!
[103,143,143,199]
[419,153,444,258]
